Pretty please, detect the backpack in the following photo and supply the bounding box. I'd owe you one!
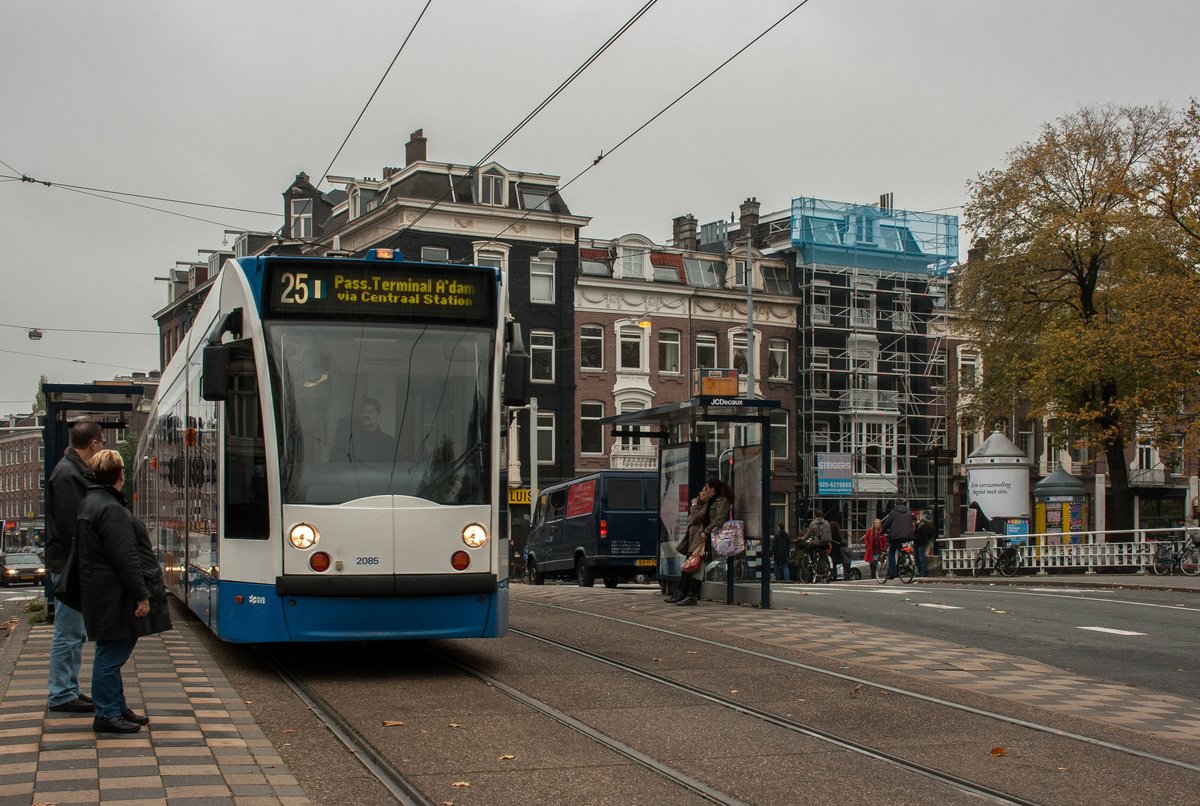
[812,518,832,545]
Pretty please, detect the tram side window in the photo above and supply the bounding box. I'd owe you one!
[225,340,269,539]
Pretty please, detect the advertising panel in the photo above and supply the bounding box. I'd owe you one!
[816,453,853,496]
[967,464,1030,519]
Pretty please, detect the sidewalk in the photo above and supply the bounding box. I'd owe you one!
[920,570,1200,594]
[0,612,310,805]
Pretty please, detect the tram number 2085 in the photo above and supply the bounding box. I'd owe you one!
[355,557,381,565]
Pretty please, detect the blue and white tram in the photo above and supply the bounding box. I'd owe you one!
[134,249,525,641]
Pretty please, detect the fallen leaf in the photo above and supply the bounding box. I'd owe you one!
[729,689,738,695]
[852,684,863,695]
[686,651,697,655]
[452,781,470,788]
[283,728,296,734]
[1056,767,1068,772]
[383,721,405,727]
[499,754,515,761]
[994,610,1007,614]
[244,700,254,705]
[448,723,462,729]
[652,657,661,662]
[990,747,1007,757]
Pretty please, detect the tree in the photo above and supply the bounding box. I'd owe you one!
[34,375,48,414]
[959,104,1200,533]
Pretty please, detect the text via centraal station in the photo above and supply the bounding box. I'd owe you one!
[333,275,477,307]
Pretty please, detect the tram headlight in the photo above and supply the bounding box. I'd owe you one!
[289,522,319,549]
[461,523,488,549]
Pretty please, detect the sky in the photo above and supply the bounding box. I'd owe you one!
[1,0,1197,417]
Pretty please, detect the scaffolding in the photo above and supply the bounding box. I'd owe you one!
[790,197,957,533]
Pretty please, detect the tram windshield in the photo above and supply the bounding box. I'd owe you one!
[266,321,493,506]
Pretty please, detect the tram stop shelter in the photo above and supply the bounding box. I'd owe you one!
[600,395,780,609]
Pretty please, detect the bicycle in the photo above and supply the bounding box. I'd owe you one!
[875,542,916,584]
[971,538,1021,577]
[798,545,833,584]
[1151,532,1200,576]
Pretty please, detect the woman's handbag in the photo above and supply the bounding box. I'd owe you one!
[712,520,747,557]
[54,539,82,611]
[681,552,703,574]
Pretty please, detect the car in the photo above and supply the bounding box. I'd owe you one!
[847,559,871,580]
[0,552,46,586]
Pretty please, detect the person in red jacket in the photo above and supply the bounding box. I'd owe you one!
[862,517,886,579]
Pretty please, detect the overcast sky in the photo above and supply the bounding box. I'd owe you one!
[2,0,1196,417]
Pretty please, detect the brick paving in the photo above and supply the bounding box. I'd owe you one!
[514,582,1200,745]
[0,624,310,806]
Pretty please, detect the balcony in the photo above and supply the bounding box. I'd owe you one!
[610,442,658,470]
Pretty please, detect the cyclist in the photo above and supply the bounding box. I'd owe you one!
[796,509,833,578]
[881,500,914,580]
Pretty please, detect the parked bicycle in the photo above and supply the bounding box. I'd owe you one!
[971,538,1021,577]
[875,542,916,584]
[1151,532,1200,576]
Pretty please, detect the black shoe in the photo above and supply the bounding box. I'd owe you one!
[79,693,93,704]
[93,716,141,734]
[49,697,95,713]
[121,709,150,726]
[676,596,698,606]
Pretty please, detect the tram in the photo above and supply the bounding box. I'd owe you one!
[133,249,526,641]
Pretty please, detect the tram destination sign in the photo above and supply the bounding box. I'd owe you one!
[264,260,496,324]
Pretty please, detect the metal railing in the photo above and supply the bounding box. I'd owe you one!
[938,526,1198,575]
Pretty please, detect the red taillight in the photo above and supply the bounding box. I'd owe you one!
[310,552,331,572]
[600,519,607,540]
[451,551,471,571]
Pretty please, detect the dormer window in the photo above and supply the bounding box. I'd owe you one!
[480,170,505,206]
[518,185,552,211]
[290,198,312,238]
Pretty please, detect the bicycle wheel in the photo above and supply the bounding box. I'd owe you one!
[1179,544,1200,577]
[899,554,916,584]
[971,548,989,577]
[997,547,1020,577]
[875,556,888,584]
[816,555,832,584]
[799,561,816,584]
[1151,544,1173,576]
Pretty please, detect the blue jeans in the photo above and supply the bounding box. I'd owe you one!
[47,571,87,707]
[92,637,138,720]
[886,542,902,577]
[775,560,791,582]
[915,544,928,577]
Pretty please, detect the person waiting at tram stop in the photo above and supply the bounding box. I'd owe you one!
[75,449,172,734]
[45,420,104,714]
[669,477,732,606]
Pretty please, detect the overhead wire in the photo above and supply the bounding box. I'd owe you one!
[0,171,278,217]
[469,0,814,255]
[0,323,157,337]
[0,347,148,372]
[391,0,660,240]
[316,0,434,189]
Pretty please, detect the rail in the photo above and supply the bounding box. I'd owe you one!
[937,526,1199,575]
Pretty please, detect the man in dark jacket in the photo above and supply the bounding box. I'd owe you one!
[45,420,104,713]
[881,501,915,580]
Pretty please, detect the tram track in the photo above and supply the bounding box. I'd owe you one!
[257,649,435,806]
[521,599,1200,776]
[507,627,1038,806]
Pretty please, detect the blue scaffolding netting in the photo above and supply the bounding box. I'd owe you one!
[791,197,959,273]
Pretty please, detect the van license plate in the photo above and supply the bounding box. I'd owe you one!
[635,559,656,567]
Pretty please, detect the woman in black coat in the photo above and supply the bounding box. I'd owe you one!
[76,449,171,734]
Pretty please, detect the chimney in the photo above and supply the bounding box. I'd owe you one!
[382,166,401,180]
[967,238,988,263]
[672,214,698,250]
[738,197,760,236]
[405,129,427,166]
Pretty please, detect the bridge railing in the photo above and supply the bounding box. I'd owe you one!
[937,526,1198,575]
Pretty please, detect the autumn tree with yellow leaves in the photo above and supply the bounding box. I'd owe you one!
[959,103,1200,532]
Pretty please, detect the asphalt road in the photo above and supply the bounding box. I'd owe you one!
[769,579,1200,698]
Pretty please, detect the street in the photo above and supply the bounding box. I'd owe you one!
[770,580,1200,698]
